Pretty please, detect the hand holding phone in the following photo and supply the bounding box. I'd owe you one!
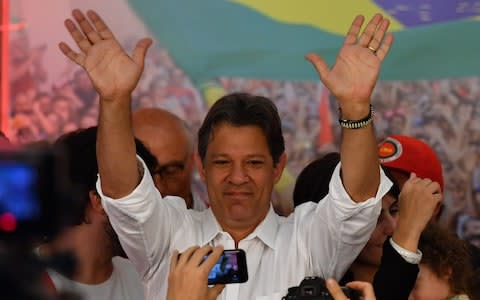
[167,245,225,300]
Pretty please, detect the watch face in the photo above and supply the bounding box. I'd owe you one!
[374,0,480,27]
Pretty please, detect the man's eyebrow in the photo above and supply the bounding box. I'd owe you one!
[209,154,267,159]
[245,154,267,159]
[158,160,185,167]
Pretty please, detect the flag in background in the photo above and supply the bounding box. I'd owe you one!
[317,87,333,149]
[127,0,480,83]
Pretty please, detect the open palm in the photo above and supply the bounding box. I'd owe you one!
[59,10,151,102]
[306,14,393,105]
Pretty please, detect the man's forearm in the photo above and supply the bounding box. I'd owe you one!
[97,96,140,198]
[340,104,380,202]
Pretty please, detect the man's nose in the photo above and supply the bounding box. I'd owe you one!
[228,162,249,185]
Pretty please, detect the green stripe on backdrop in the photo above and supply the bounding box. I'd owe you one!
[127,0,480,82]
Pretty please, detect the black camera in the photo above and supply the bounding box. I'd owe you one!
[0,146,80,299]
[282,276,360,300]
[0,146,71,242]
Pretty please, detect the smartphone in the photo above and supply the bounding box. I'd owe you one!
[207,249,248,285]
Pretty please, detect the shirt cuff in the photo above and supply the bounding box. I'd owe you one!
[389,237,422,264]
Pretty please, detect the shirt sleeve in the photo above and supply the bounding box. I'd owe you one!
[372,238,419,300]
[389,237,422,264]
[96,156,188,280]
[295,163,392,280]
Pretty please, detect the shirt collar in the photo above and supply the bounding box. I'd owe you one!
[201,205,279,250]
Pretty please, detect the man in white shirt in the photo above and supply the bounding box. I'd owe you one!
[59,9,394,300]
[132,107,209,211]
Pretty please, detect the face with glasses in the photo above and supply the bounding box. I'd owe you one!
[132,107,198,209]
[152,150,192,202]
[133,118,194,206]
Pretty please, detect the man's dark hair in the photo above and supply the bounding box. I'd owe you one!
[53,126,157,225]
[293,152,401,207]
[198,93,285,165]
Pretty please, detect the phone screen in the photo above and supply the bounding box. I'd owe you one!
[207,249,248,285]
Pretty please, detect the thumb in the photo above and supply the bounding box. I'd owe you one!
[208,284,225,299]
[325,278,347,300]
[346,281,376,299]
[132,38,153,68]
[305,53,329,82]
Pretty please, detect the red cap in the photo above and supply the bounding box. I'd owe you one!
[378,135,444,191]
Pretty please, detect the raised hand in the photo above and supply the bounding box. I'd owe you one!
[306,14,393,108]
[59,9,152,102]
[393,173,442,252]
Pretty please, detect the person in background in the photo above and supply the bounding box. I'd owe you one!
[293,152,441,300]
[378,135,480,296]
[37,126,156,300]
[132,108,208,210]
[408,223,475,300]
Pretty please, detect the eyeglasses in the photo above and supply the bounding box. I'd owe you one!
[153,161,186,180]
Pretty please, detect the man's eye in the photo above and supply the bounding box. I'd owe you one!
[163,165,183,175]
[213,160,229,165]
[247,160,264,166]
[390,208,399,215]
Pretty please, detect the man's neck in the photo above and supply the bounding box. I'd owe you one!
[73,254,114,284]
[221,219,266,247]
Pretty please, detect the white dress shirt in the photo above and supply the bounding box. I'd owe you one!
[97,158,391,300]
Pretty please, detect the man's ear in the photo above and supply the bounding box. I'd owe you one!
[273,153,287,184]
[194,152,206,183]
[89,190,106,215]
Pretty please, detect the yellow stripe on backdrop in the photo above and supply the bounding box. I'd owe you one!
[230,0,404,35]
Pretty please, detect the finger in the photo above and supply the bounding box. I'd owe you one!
[64,19,92,53]
[426,181,441,195]
[86,10,116,40]
[368,18,390,52]
[409,173,422,184]
[58,42,85,67]
[325,278,347,300]
[419,178,433,186]
[201,246,224,271]
[189,244,214,266]
[177,246,200,267]
[132,38,153,69]
[346,281,376,299]
[358,14,383,47]
[169,250,180,272]
[375,32,394,61]
[343,15,365,46]
[208,284,225,300]
[72,9,102,43]
[305,53,330,82]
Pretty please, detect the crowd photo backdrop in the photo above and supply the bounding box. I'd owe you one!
[7,0,480,249]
